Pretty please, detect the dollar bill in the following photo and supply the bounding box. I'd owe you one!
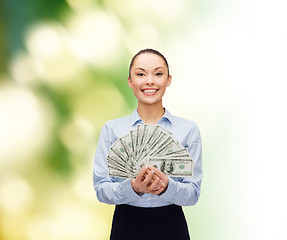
[119,134,132,157]
[136,124,155,159]
[106,123,192,179]
[129,130,137,162]
[137,126,171,161]
[155,137,183,155]
[167,153,190,158]
[149,157,193,177]
[110,139,128,161]
[108,139,135,176]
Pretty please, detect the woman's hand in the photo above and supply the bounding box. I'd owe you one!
[131,166,163,195]
[144,168,164,191]
[148,166,169,194]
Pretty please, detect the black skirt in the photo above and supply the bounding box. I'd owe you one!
[110,204,190,240]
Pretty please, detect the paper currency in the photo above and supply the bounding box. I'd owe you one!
[149,157,193,177]
[107,124,193,178]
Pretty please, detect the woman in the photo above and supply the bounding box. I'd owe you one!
[93,49,203,240]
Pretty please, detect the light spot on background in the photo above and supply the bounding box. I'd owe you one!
[0,85,51,167]
[0,175,33,213]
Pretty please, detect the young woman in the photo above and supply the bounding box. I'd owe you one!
[93,49,203,240]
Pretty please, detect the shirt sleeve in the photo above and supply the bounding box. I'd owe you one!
[158,125,203,206]
[93,123,142,205]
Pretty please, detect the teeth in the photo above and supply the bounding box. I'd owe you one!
[143,89,157,93]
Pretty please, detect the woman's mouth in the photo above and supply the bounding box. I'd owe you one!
[142,89,158,95]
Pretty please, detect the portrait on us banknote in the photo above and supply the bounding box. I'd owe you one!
[160,160,174,175]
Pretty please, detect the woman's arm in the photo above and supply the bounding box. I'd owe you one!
[93,124,142,205]
[156,125,203,206]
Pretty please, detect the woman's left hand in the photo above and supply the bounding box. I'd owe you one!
[145,166,169,194]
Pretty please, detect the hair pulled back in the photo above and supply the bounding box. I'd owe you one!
[129,49,170,78]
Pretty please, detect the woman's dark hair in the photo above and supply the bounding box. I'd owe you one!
[129,48,170,78]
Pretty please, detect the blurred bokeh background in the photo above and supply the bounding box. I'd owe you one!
[0,0,286,239]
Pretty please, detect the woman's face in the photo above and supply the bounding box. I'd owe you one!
[128,53,172,106]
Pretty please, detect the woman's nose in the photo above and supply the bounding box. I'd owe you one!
[146,74,154,84]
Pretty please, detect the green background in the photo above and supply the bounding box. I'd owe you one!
[0,0,286,239]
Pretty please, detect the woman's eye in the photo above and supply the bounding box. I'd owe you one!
[155,72,163,76]
[137,73,144,76]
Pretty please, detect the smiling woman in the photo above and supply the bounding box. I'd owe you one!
[127,49,172,124]
[93,49,203,240]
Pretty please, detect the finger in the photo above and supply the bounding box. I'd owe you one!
[142,169,154,185]
[136,165,149,181]
[146,168,158,181]
[147,176,159,191]
[151,187,165,195]
[143,171,153,179]
[149,166,162,175]
[147,174,157,183]
[147,179,155,185]
[145,169,155,177]
[147,179,157,186]
[156,179,165,188]
[148,167,168,190]
[153,185,161,191]
[151,166,168,180]
[148,166,161,176]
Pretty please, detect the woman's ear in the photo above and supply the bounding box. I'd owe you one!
[167,75,172,87]
[127,77,132,88]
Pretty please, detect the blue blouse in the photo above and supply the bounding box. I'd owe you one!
[93,108,203,207]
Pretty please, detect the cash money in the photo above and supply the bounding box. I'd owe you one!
[149,157,193,177]
[107,124,193,178]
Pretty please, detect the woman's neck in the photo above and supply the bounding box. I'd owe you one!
[137,101,165,125]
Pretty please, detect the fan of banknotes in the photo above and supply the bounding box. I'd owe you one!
[107,124,193,178]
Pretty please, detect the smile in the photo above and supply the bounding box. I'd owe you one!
[142,89,158,93]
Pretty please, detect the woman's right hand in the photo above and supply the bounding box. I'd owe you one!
[131,166,163,195]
